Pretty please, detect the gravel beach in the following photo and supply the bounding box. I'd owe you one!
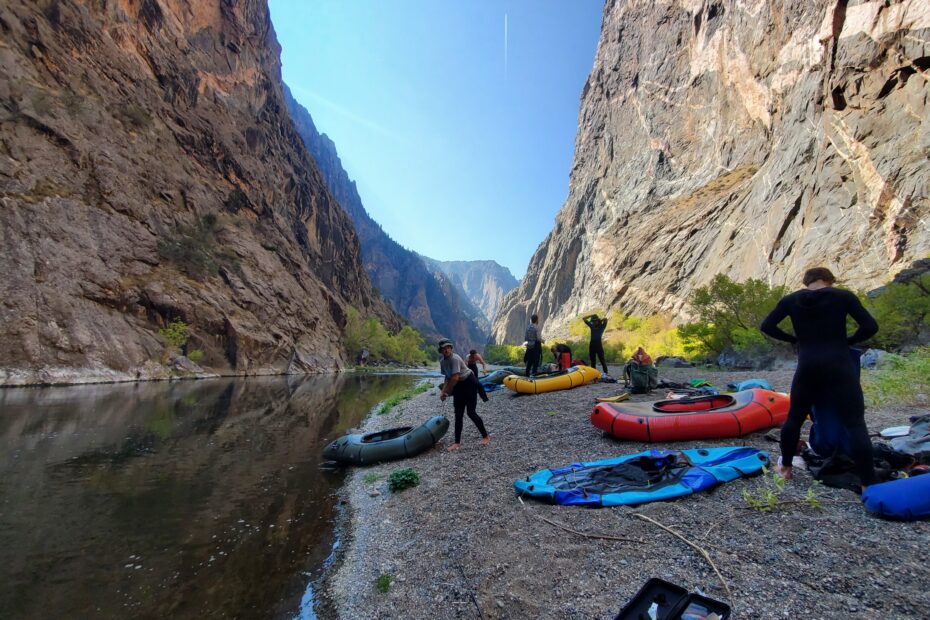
[324,367,930,619]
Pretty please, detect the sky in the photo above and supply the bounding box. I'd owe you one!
[268,1,604,279]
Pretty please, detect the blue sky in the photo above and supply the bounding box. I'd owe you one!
[268,1,604,279]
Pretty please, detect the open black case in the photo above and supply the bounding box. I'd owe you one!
[615,577,731,620]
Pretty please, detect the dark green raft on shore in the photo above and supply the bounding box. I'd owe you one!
[323,415,450,465]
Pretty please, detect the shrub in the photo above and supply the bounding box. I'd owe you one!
[343,307,430,365]
[484,343,525,365]
[158,319,189,350]
[362,472,383,484]
[187,349,204,363]
[862,275,930,350]
[678,274,789,358]
[387,468,420,492]
[862,348,930,407]
[375,573,392,594]
[157,215,223,280]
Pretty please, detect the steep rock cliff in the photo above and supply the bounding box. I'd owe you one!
[493,0,930,343]
[284,88,488,352]
[0,0,397,385]
[419,257,519,329]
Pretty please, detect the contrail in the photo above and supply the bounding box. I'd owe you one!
[504,13,508,78]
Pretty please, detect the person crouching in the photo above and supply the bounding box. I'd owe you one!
[438,339,491,451]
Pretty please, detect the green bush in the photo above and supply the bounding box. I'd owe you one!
[157,215,226,280]
[387,468,420,492]
[678,274,790,358]
[187,349,204,363]
[484,343,525,365]
[343,307,429,365]
[375,573,393,594]
[862,275,930,350]
[862,348,930,406]
[158,319,189,350]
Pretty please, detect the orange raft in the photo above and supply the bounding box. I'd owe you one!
[591,388,790,442]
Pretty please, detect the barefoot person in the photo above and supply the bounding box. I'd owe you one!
[760,267,879,488]
[438,339,490,451]
[583,314,610,375]
[465,349,489,402]
[524,314,542,377]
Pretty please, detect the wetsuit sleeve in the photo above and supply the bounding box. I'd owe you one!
[583,317,593,328]
[759,298,797,343]
[846,294,879,344]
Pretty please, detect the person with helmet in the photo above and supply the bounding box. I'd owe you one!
[438,339,491,451]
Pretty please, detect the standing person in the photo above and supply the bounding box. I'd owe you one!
[524,314,542,377]
[760,267,879,488]
[438,339,490,451]
[465,349,490,402]
[583,314,610,375]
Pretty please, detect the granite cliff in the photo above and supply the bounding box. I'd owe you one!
[285,88,488,352]
[493,0,930,343]
[0,0,397,385]
[418,257,519,331]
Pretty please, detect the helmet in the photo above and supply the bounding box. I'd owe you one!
[437,338,454,352]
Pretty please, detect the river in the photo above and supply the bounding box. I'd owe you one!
[0,373,422,619]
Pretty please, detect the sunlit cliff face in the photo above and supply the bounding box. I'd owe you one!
[493,0,930,343]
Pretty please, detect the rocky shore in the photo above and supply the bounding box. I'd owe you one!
[326,367,930,619]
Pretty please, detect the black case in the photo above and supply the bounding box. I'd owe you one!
[615,577,731,620]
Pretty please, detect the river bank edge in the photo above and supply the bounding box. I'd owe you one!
[322,366,930,619]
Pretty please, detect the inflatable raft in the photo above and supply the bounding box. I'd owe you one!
[323,415,449,465]
[515,447,768,507]
[504,365,601,394]
[592,388,789,442]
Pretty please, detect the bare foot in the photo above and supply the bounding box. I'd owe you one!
[776,464,793,480]
[480,436,491,446]
[447,443,461,452]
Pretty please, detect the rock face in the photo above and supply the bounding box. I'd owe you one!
[0,0,397,385]
[493,0,930,343]
[419,258,519,327]
[284,88,488,352]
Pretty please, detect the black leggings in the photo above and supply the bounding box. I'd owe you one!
[525,343,541,377]
[589,340,608,374]
[780,361,876,486]
[452,376,489,443]
[468,362,488,400]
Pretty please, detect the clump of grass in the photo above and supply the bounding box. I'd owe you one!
[546,411,557,417]
[387,468,420,492]
[362,472,383,484]
[862,348,930,407]
[187,349,204,363]
[378,381,431,415]
[375,573,392,593]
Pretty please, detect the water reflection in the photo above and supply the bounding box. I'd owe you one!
[0,373,417,619]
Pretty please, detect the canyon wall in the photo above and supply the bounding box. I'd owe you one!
[493,0,930,343]
[0,0,397,385]
[285,88,488,352]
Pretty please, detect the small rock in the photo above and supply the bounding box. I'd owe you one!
[369,490,381,497]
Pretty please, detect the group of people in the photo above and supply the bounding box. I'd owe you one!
[438,265,881,491]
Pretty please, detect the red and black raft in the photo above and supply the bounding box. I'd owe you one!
[591,388,790,442]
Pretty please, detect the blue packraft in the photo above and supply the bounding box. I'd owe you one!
[514,447,768,507]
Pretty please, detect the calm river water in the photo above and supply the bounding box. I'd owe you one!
[0,373,420,619]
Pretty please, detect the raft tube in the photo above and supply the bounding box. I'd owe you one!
[592,388,789,442]
[323,415,449,465]
[515,447,769,507]
[504,365,601,394]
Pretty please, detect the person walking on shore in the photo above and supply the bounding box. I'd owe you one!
[759,267,879,488]
[583,313,610,375]
[465,349,489,402]
[438,339,490,451]
[524,314,542,377]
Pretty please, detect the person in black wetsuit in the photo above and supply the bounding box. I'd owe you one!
[583,314,610,374]
[759,267,879,488]
[524,314,542,377]
[465,349,489,402]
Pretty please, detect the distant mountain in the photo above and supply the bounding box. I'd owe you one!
[419,258,519,328]
[285,87,488,352]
